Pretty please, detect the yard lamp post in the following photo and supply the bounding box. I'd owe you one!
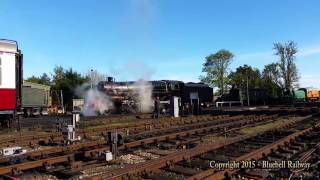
[90,69,93,89]
[246,69,250,107]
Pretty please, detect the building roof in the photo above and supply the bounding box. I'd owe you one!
[23,81,50,91]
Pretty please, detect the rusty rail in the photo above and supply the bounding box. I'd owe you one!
[0,115,241,164]
[189,119,320,179]
[84,115,274,157]
[89,115,314,180]
[0,115,229,147]
[0,115,274,175]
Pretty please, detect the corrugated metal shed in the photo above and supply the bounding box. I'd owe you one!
[22,81,50,107]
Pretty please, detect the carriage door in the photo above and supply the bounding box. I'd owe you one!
[190,92,199,115]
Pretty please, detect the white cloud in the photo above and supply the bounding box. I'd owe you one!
[227,44,320,89]
[298,45,320,57]
[160,74,200,83]
[127,0,158,26]
[237,51,273,61]
[234,43,320,70]
[234,51,274,70]
[299,75,320,89]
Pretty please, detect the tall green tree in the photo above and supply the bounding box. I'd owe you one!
[262,63,282,88]
[201,49,234,95]
[262,63,282,98]
[52,66,64,86]
[51,66,88,110]
[228,64,262,89]
[273,41,299,89]
[26,76,41,84]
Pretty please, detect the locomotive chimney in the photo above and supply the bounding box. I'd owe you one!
[107,77,114,82]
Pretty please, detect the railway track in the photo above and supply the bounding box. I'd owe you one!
[235,126,320,179]
[1,107,314,147]
[0,114,279,176]
[85,114,319,180]
[0,115,230,147]
[19,113,154,130]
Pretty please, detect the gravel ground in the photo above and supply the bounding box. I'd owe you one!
[201,135,226,144]
[133,150,160,160]
[119,154,146,164]
[18,172,58,180]
[81,164,123,178]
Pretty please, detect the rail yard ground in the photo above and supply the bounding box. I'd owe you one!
[1,1,320,179]
[0,106,319,180]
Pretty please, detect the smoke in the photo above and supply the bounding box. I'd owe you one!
[75,70,113,116]
[133,79,153,113]
[126,61,154,80]
[76,62,155,115]
[82,88,113,116]
[125,61,154,113]
[127,0,157,25]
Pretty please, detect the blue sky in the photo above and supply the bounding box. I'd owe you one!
[1,0,320,87]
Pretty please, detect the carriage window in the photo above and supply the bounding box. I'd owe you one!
[0,57,2,85]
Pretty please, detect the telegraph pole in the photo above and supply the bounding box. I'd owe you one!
[90,69,93,89]
[60,90,64,114]
[246,70,250,107]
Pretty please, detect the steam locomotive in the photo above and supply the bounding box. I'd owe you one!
[97,77,213,114]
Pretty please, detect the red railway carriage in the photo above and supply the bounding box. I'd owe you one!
[0,39,23,127]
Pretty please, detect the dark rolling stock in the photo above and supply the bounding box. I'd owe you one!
[181,82,214,104]
[220,87,268,106]
[97,78,213,113]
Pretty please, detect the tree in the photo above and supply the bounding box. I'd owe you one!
[52,66,64,86]
[201,49,234,95]
[228,64,262,89]
[262,63,282,87]
[26,73,51,86]
[273,41,299,89]
[26,76,41,84]
[51,66,89,110]
[262,63,282,98]
[86,69,107,86]
[39,73,51,85]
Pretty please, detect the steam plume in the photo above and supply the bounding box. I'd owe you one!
[82,88,113,116]
[75,70,113,116]
[133,79,153,113]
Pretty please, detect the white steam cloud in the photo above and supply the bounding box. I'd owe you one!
[133,79,153,113]
[75,70,113,117]
[82,88,113,116]
[127,61,154,113]
[75,63,155,116]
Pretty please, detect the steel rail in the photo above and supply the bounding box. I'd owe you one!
[89,115,314,180]
[0,115,273,175]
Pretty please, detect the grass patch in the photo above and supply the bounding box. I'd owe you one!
[80,117,139,129]
[85,122,134,129]
[202,136,226,144]
[240,118,288,135]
